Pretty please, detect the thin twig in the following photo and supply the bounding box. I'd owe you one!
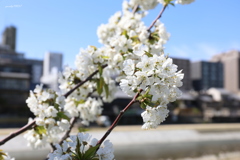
[59,117,78,145]
[147,5,167,31]
[0,120,36,146]
[64,64,108,98]
[97,89,143,146]
[50,143,56,152]
[132,5,139,14]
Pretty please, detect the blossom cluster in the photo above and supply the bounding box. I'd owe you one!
[96,0,184,130]
[96,0,187,129]
[141,105,169,129]
[25,84,70,148]
[120,53,183,104]
[97,4,169,68]
[120,50,183,129]
[58,48,117,125]
[48,133,114,160]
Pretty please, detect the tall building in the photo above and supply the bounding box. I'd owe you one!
[172,57,192,91]
[0,26,43,117]
[191,61,223,91]
[42,52,62,76]
[26,59,43,89]
[2,26,16,51]
[41,52,63,90]
[211,50,240,94]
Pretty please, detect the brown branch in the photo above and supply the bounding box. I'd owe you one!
[0,120,36,146]
[64,64,108,98]
[59,117,78,145]
[132,5,139,14]
[50,143,56,152]
[97,89,143,146]
[147,4,167,32]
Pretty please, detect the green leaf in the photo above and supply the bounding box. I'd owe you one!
[98,65,103,76]
[121,29,129,39]
[148,32,159,45]
[145,51,153,57]
[131,35,140,44]
[169,2,175,6]
[104,84,109,99]
[34,126,47,135]
[164,0,175,5]
[57,111,70,121]
[97,77,104,95]
[75,138,83,159]
[0,150,7,160]
[136,95,143,101]
[128,48,133,53]
[75,99,85,106]
[78,127,89,133]
[0,150,7,156]
[82,145,100,160]
[90,45,97,51]
[101,55,110,59]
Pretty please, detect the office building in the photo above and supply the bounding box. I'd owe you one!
[2,26,16,51]
[0,26,43,116]
[172,57,192,91]
[191,61,223,91]
[211,50,240,94]
[41,52,63,90]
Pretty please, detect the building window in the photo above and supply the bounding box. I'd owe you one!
[0,78,29,90]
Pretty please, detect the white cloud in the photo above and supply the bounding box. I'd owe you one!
[196,43,219,58]
[166,42,240,62]
[169,45,192,58]
[229,41,240,50]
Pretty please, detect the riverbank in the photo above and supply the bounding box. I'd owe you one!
[1,123,240,160]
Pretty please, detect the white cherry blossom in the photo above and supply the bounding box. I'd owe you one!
[141,105,169,129]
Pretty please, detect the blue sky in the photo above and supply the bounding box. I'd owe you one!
[0,0,240,68]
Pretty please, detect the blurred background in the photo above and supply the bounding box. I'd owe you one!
[0,0,240,160]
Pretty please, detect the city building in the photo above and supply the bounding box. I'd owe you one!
[211,50,240,94]
[172,57,192,91]
[41,52,63,90]
[0,26,43,118]
[27,59,43,89]
[191,61,223,91]
[2,26,16,51]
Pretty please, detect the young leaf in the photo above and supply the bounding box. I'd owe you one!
[0,149,7,160]
[97,77,104,95]
[34,126,47,135]
[75,138,83,159]
[131,35,140,44]
[82,145,100,160]
[90,45,97,51]
[57,112,70,121]
[121,29,129,39]
[98,65,103,76]
[145,51,153,57]
[164,0,175,5]
[104,83,109,99]
[75,99,85,106]
[140,102,147,109]
[101,55,110,59]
